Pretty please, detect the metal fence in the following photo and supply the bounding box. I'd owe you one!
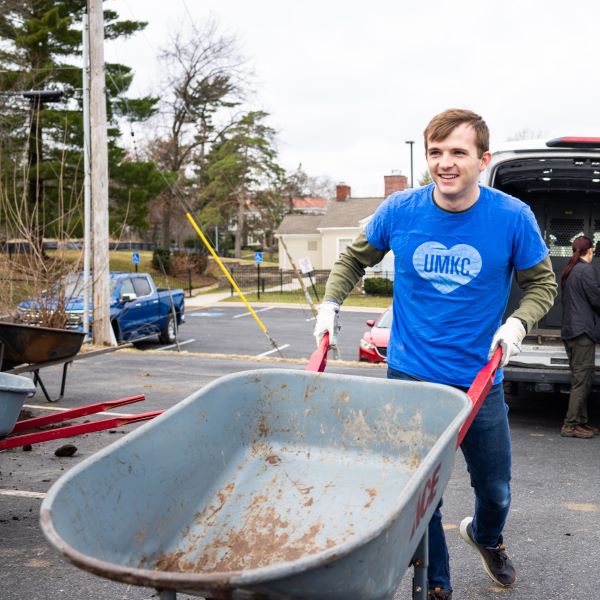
[223,268,330,296]
[222,268,395,299]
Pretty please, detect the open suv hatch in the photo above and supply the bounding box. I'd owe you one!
[482,137,600,392]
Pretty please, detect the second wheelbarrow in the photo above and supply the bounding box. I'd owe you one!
[40,350,500,599]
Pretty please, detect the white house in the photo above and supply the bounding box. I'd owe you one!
[275,175,406,271]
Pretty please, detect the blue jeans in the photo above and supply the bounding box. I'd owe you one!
[387,367,512,591]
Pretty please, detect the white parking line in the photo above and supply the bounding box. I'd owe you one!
[233,307,274,319]
[256,344,290,357]
[0,489,45,499]
[305,316,316,322]
[158,339,196,351]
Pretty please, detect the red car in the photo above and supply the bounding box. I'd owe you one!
[359,308,392,363]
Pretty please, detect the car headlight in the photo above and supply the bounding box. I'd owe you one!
[360,338,376,351]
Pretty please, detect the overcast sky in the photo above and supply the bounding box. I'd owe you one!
[105,0,600,197]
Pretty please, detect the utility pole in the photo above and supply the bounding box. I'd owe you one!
[82,13,91,338]
[87,0,112,345]
[405,140,414,188]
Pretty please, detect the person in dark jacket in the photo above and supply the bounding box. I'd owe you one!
[560,235,600,438]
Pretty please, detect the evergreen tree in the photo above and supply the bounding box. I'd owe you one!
[200,111,285,258]
[0,0,165,243]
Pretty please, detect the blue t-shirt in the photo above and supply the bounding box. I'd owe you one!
[365,184,548,387]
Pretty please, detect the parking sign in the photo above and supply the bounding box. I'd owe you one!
[254,251,263,264]
[132,252,140,265]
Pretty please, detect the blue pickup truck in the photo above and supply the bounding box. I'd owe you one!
[16,272,185,344]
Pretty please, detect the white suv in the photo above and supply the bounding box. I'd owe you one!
[481,137,600,393]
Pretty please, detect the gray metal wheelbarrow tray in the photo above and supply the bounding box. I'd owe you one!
[40,368,471,600]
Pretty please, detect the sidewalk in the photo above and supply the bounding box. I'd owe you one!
[184,287,386,313]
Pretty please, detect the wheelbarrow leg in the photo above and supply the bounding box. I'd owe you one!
[33,360,72,403]
[411,529,428,600]
[158,590,177,600]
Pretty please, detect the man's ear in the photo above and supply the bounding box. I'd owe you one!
[479,151,492,172]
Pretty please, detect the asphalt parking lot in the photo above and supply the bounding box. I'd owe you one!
[135,304,386,361]
[1,336,599,599]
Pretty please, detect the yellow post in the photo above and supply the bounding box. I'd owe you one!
[185,212,281,351]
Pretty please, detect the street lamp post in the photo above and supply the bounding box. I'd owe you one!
[405,140,414,188]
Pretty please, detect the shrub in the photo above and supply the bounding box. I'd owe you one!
[183,236,202,250]
[152,248,171,273]
[363,277,393,295]
[169,252,208,275]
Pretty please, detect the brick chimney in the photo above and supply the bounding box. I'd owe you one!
[384,173,408,197]
[336,182,351,201]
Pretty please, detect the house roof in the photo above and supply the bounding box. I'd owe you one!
[317,196,383,229]
[277,196,385,236]
[276,213,323,235]
[292,196,328,210]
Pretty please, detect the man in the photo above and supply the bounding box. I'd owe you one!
[314,109,557,599]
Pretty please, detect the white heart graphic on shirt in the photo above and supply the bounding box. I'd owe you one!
[412,242,482,294]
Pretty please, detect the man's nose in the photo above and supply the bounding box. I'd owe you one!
[439,153,454,169]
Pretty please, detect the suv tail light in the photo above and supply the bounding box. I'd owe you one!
[546,137,600,148]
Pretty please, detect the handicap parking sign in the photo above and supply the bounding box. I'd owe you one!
[132,252,140,265]
[254,251,263,264]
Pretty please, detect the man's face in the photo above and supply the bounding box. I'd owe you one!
[426,124,491,205]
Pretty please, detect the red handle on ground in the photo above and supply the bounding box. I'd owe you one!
[456,346,503,448]
[0,410,163,451]
[11,395,146,433]
[307,332,329,372]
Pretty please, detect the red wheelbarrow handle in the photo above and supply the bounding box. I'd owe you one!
[11,395,146,433]
[0,410,163,451]
[456,346,503,448]
[307,332,329,373]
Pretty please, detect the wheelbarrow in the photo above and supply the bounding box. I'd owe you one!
[40,339,501,600]
[0,321,86,402]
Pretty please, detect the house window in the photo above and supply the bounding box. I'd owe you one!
[337,237,353,256]
[307,240,317,251]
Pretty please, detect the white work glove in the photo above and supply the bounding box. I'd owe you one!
[313,301,341,349]
[488,317,526,368]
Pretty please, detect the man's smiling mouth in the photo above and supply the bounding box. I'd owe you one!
[439,174,458,179]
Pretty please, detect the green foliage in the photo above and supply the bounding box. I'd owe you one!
[0,0,162,240]
[152,248,171,273]
[418,170,433,186]
[363,277,393,295]
[200,111,285,256]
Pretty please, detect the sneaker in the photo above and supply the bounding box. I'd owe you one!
[428,588,452,599]
[459,517,516,586]
[560,424,594,438]
[580,423,599,435]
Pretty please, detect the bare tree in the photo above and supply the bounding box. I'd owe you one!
[146,18,249,249]
[505,128,547,142]
[283,163,335,209]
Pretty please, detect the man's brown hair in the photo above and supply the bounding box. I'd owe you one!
[424,109,489,158]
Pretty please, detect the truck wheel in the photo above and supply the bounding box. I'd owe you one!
[159,314,177,344]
